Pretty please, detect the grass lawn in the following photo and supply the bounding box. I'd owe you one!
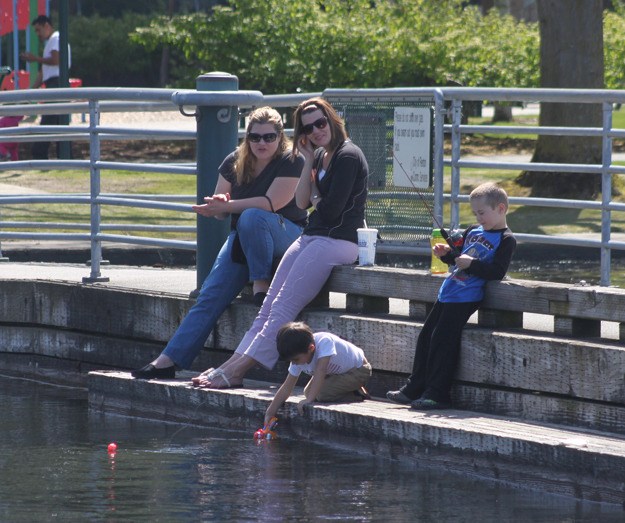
[0,168,198,239]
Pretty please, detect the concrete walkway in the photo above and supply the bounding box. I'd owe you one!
[1,261,198,295]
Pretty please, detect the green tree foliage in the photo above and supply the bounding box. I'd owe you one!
[71,0,220,17]
[129,0,540,91]
[126,0,625,92]
[69,13,162,87]
[604,7,625,89]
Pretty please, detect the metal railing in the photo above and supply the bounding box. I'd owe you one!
[326,87,625,286]
[1,84,624,285]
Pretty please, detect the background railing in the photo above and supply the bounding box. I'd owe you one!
[1,82,625,285]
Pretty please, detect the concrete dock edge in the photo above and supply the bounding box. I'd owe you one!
[88,370,625,506]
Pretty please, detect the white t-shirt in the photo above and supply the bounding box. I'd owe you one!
[42,31,71,82]
[287,332,365,377]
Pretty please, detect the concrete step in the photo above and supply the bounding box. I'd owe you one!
[88,370,625,505]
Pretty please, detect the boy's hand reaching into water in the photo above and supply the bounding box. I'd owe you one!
[297,397,313,415]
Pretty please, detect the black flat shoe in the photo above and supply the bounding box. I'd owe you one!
[131,364,175,379]
[253,292,267,306]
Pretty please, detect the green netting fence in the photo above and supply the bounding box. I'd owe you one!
[327,98,436,248]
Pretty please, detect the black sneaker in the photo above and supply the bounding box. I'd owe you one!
[131,364,175,379]
[410,397,451,411]
[386,390,413,404]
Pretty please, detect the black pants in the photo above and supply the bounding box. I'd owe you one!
[401,300,480,403]
[32,77,72,160]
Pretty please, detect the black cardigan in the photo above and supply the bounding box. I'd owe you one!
[303,140,369,244]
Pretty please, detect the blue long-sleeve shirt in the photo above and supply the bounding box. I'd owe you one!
[439,225,516,303]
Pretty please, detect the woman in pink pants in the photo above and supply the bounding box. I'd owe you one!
[195,97,369,389]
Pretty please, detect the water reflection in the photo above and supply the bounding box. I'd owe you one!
[0,376,622,522]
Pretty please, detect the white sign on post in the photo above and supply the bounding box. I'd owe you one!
[392,107,431,189]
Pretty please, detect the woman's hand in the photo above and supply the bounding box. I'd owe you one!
[211,193,230,202]
[192,193,230,218]
[298,136,315,162]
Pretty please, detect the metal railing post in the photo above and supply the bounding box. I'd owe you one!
[83,99,109,283]
[194,72,239,291]
[433,90,446,229]
[0,194,7,261]
[600,101,613,287]
[450,99,463,228]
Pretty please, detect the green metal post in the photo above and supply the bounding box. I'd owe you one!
[28,0,40,85]
[194,72,239,291]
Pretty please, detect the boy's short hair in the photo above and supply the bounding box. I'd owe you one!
[276,322,314,361]
[32,15,52,27]
[470,182,509,210]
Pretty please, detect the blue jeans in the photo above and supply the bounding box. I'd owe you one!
[163,208,303,369]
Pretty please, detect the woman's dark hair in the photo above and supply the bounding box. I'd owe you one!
[292,97,347,158]
[276,321,314,361]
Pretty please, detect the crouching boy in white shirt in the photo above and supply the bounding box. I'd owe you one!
[263,321,372,426]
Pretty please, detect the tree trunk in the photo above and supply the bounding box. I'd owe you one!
[515,0,604,199]
[492,103,513,123]
[480,0,495,15]
[509,0,538,22]
[159,0,176,88]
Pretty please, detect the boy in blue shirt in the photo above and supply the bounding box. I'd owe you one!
[387,182,516,410]
[263,322,371,426]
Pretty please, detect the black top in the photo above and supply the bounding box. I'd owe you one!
[304,140,369,244]
[220,150,307,230]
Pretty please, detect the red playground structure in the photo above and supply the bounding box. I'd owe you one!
[0,1,81,160]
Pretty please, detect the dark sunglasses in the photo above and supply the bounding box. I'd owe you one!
[300,116,328,135]
[248,132,278,143]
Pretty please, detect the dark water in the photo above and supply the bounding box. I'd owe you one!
[0,376,623,522]
[508,258,625,288]
[403,256,625,288]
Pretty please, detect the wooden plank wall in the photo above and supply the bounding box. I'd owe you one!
[3,269,625,433]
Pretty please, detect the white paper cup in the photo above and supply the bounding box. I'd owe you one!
[357,228,378,266]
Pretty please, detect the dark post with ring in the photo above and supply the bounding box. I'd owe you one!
[194,72,239,292]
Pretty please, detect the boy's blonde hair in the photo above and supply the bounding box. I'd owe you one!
[470,182,508,210]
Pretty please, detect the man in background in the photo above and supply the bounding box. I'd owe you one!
[20,15,72,160]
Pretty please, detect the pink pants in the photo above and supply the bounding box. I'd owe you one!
[235,235,358,369]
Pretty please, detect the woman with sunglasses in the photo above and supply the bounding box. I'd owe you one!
[195,97,369,389]
[132,106,307,379]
